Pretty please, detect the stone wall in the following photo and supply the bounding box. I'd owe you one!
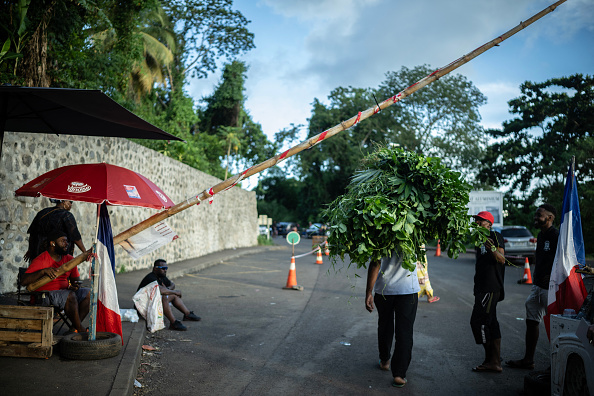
[0,132,258,294]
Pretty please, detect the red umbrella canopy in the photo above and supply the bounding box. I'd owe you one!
[15,163,174,209]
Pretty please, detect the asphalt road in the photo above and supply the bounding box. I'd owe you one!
[133,238,549,396]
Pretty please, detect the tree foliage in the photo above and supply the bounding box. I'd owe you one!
[478,74,593,252]
[0,0,275,180]
[377,65,487,172]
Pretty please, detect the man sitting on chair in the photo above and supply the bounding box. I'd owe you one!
[137,259,201,331]
[21,230,91,333]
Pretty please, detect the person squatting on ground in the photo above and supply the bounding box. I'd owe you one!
[21,230,92,333]
[506,203,559,370]
[366,252,420,388]
[25,199,86,263]
[416,246,440,303]
[137,259,201,331]
[470,211,506,373]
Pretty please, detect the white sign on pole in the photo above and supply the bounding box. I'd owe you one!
[468,191,504,227]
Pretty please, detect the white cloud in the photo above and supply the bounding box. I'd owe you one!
[476,81,521,129]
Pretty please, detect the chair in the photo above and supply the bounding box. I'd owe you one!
[17,267,73,334]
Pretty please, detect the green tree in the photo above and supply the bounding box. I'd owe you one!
[377,64,487,172]
[254,168,303,223]
[166,0,254,80]
[478,74,594,252]
[197,61,273,179]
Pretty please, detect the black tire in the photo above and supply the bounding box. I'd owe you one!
[59,332,122,360]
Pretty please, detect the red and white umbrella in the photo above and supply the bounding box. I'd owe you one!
[15,163,174,209]
[16,163,174,342]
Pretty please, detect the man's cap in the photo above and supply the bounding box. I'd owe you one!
[473,211,495,225]
[48,229,68,242]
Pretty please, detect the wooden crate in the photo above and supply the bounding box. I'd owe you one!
[312,235,328,249]
[0,305,53,358]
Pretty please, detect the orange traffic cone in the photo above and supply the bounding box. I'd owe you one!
[283,257,304,291]
[518,257,533,285]
[315,247,324,264]
[324,242,330,256]
[435,240,441,257]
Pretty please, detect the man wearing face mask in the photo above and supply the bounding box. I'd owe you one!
[506,203,558,370]
[21,230,91,333]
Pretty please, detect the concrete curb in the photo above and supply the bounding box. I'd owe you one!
[110,321,145,396]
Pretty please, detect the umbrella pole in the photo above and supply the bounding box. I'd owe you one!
[88,205,101,341]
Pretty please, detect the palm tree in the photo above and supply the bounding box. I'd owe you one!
[89,4,175,101]
[219,126,242,179]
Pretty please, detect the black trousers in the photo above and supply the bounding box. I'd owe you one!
[470,291,501,344]
[374,293,418,378]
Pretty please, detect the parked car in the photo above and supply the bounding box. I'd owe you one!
[276,222,297,236]
[305,223,323,238]
[497,225,537,261]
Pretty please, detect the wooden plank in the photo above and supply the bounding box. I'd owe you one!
[0,344,52,359]
[0,318,42,331]
[0,329,42,343]
[0,305,53,320]
[41,316,53,347]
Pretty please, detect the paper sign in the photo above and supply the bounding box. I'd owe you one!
[124,185,141,199]
[119,222,178,260]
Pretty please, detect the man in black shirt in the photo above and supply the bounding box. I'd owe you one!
[470,211,506,373]
[506,203,558,370]
[137,259,201,331]
[25,199,87,263]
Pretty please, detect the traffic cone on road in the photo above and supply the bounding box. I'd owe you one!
[283,257,304,291]
[324,243,330,256]
[518,257,533,285]
[435,240,441,257]
[315,247,324,264]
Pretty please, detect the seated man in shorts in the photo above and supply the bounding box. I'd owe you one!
[21,230,91,333]
[137,259,201,331]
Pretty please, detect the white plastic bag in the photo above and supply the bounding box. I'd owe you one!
[132,281,165,332]
[120,309,139,323]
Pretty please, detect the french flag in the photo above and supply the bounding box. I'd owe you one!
[545,159,588,337]
[96,203,123,341]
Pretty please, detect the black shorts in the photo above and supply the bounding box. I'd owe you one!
[470,291,501,344]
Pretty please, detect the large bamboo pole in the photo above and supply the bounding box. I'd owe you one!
[27,0,566,292]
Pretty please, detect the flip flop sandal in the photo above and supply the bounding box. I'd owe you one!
[378,359,390,371]
[472,365,502,373]
[392,378,407,387]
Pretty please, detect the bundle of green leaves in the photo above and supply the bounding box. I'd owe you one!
[323,145,485,271]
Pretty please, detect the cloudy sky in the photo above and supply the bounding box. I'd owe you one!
[189,0,593,144]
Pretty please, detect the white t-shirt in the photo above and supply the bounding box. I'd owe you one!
[373,251,421,295]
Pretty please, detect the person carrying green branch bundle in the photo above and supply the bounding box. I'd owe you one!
[366,252,420,388]
[470,211,506,373]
